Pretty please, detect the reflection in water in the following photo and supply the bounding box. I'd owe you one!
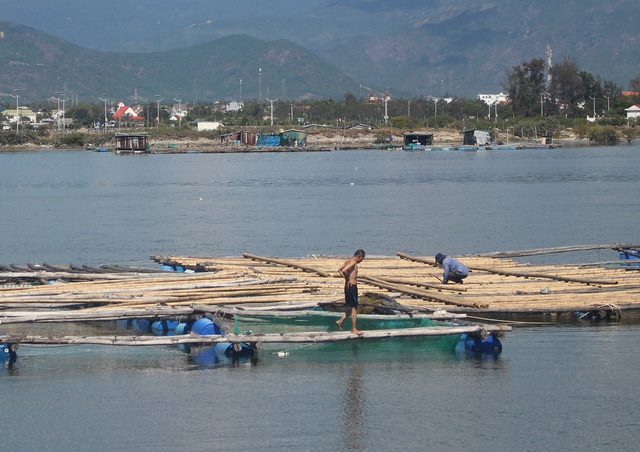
[341,362,366,450]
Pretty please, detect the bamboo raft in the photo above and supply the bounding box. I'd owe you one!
[1,244,639,348]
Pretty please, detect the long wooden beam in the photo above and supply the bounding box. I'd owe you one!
[359,276,485,309]
[468,243,640,258]
[242,253,333,277]
[0,324,510,346]
[396,252,618,285]
[0,306,195,324]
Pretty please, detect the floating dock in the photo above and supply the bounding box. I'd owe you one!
[1,244,639,350]
[1,244,639,316]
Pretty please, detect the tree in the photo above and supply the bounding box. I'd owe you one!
[389,115,418,130]
[503,58,546,117]
[621,127,639,144]
[547,57,584,117]
[67,103,109,128]
[629,74,640,93]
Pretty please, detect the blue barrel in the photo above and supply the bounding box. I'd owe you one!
[191,318,222,335]
[469,333,502,354]
[1,343,18,361]
[116,319,151,334]
[133,319,152,332]
[214,342,254,358]
[151,319,179,336]
[175,322,192,335]
[190,343,254,366]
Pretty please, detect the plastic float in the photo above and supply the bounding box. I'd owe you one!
[1,342,18,363]
[461,332,503,354]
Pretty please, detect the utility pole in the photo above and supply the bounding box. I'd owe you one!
[99,94,109,130]
[265,98,277,126]
[9,89,20,132]
[155,95,163,131]
[58,92,69,131]
[53,92,69,131]
[383,95,389,125]
[173,96,182,127]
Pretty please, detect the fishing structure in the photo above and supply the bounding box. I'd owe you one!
[2,243,639,364]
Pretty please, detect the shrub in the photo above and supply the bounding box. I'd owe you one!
[58,132,88,148]
[588,125,619,145]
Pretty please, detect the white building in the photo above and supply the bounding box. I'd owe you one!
[3,107,38,124]
[625,104,640,119]
[197,121,224,131]
[478,92,508,105]
[225,101,243,112]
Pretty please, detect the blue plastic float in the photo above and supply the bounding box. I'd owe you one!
[1,343,18,362]
[461,333,503,354]
[171,317,254,363]
[151,319,180,336]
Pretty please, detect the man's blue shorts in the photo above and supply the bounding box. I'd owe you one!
[344,284,358,307]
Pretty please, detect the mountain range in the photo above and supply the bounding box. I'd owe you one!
[1,1,639,103]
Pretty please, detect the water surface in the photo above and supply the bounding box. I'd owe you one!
[1,145,639,450]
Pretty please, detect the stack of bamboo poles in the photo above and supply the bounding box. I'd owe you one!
[2,251,640,323]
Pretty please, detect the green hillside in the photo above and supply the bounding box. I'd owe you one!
[0,22,357,103]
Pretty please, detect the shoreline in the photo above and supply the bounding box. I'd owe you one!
[0,128,586,152]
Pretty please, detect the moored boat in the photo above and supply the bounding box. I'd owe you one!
[212,308,507,354]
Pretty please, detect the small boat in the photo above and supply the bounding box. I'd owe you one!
[213,307,508,354]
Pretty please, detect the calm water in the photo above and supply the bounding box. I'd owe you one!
[2,145,640,451]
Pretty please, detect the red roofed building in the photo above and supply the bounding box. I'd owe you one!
[112,102,145,121]
[368,91,391,104]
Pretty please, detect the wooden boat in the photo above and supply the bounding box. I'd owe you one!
[210,307,508,354]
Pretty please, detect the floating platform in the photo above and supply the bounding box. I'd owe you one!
[1,244,639,354]
[1,245,639,318]
[0,244,640,359]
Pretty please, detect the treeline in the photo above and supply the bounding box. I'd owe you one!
[504,56,638,119]
[2,56,640,146]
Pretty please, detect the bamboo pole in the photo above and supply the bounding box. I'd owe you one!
[2,251,640,316]
[0,324,510,346]
[242,253,334,277]
[359,276,486,308]
[397,252,618,285]
[468,243,640,258]
[0,306,194,324]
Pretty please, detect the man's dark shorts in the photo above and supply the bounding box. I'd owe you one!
[344,284,358,308]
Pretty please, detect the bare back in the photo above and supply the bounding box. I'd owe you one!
[339,256,361,286]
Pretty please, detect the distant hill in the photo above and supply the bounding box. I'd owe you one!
[313,0,640,97]
[2,0,640,100]
[0,22,357,103]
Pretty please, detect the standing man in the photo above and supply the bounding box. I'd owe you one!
[435,253,468,284]
[336,249,366,335]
